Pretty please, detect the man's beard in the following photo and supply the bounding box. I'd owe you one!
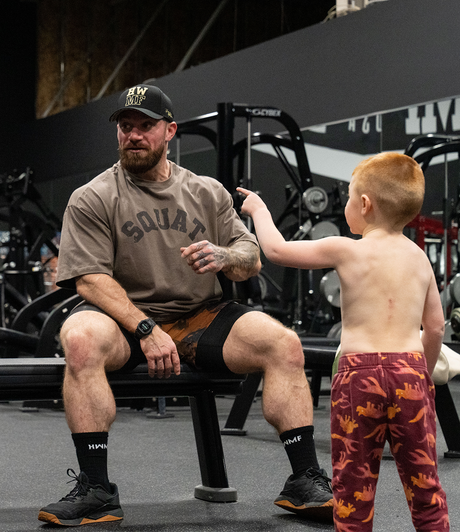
[118,144,165,175]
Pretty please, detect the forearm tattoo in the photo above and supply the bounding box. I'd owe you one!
[219,242,260,281]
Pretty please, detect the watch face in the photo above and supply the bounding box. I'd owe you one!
[139,321,152,333]
[135,318,155,339]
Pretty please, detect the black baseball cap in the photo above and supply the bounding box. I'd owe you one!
[109,84,174,122]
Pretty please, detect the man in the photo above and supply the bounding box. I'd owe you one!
[38,84,332,526]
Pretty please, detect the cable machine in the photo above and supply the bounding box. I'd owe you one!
[175,102,345,334]
[405,134,460,345]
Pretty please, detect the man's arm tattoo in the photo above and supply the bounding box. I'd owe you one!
[219,242,261,281]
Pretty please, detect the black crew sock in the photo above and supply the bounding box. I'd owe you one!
[280,425,320,476]
[72,432,111,491]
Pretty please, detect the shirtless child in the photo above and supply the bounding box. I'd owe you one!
[237,152,449,531]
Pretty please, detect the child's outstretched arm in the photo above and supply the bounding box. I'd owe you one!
[237,187,342,270]
[237,187,287,265]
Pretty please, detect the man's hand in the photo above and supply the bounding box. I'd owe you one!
[181,240,227,275]
[141,327,181,378]
[181,238,261,281]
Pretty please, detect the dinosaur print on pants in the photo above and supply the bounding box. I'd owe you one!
[331,352,449,531]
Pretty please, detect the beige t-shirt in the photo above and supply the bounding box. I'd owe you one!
[56,161,258,321]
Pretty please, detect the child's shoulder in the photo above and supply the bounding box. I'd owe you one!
[359,231,427,260]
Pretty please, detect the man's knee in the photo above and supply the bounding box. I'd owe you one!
[61,312,122,373]
[273,324,304,369]
[252,313,304,369]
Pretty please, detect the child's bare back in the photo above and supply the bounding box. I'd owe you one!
[336,229,439,364]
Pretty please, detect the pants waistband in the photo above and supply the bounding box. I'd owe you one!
[337,351,426,372]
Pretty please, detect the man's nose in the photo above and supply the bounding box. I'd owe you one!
[128,128,143,140]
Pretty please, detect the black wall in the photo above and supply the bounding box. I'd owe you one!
[1,0,37,171]
[3,0,460,216]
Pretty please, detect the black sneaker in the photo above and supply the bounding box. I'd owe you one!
[38,469,124,526]
[274,467,333,519]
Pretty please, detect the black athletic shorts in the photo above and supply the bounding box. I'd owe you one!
[69,300,254,374]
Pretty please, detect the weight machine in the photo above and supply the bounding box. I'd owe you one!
[175,103,346,334]
[405,134,460,345]
[0,168,61,328]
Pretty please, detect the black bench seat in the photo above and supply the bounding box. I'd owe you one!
[0,357,246,502]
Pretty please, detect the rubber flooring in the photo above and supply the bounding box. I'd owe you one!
[0,377,459,531]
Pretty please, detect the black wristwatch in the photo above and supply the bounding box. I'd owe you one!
[134,318,156,340]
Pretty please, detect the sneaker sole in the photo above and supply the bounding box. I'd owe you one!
[274,498,333,520]
[38,510,124,526]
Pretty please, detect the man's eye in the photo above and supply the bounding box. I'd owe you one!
[120,123,132,132]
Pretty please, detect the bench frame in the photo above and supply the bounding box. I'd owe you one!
[0,357,246,502]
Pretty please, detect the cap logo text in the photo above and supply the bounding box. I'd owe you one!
[125,86,148,108]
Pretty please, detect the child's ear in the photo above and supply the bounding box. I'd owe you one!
[361,194,372,215]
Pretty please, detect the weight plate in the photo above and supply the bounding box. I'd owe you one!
[451,273,460,305]
[302,186,328,214]
[310,221,340,240]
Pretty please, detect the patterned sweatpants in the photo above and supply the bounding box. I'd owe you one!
[331,352,449,532]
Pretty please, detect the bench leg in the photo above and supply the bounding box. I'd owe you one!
[221,372,262,435]
[309,370,323,408]
[435,383,460,458]
[189,390,237,502]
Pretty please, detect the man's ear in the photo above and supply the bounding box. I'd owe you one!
[166,121,177,142]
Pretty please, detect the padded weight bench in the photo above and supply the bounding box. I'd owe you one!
[222,337,460,458]
[0,357,246,502]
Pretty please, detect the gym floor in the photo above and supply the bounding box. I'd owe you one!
[0,376,459,531]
